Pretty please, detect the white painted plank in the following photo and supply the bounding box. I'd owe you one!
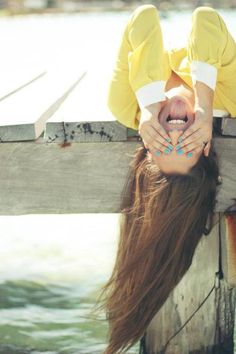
[0,66,46,101]
[45,67,127,142]
[47,67,114,123]
[0,67,86,141]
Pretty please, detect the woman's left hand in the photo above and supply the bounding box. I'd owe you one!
[175,106,213,157]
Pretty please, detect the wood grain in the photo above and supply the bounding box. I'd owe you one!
[0,70,86,142]
[0,137,235,215]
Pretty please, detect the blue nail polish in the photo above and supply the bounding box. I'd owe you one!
[176,144,181,150]
[164,148,171,154]
[168,144,174,150]
[165,138,171,143]
[177,149,184,155]
[155,150,161,156]
[178,137,183,143]
[187,152,193,158]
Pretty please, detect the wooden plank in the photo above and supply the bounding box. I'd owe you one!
[0,67,46,102]
[0,136,235,215]
[143,220,236,353]
[0,140,134,215]
[220,214,236,286]
[45,68,127,142]
[144,220,220,353]
[0,69,86,142]
[214,117,236,137]
[220,117,236,136]
[213,137,236,212]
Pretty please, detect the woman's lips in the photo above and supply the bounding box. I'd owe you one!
[157,95,195,131]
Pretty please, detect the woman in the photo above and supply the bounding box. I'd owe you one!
[94,5,235,354]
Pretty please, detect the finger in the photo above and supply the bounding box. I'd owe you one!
[141,127,174,152]
[185,144,205,158]
[176,132,202,150]
[149,145,162,157]
[177,126,200,144]
[149,140,173,154]
[176,139,203,155]
[152,120,172,143]
[204,141,211,157]
[142,139,149,150]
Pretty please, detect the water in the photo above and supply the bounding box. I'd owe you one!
[0,8,235,354]
[0,214,125,353]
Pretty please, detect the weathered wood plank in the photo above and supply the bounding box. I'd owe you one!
[144,220,219,354]
[214,116,236,137]
[45,68,127,142]
[0,69,86,142]
[213,137,236,212]
[0,140,134,215]
[0,136,235,215]
[144,218,236,353]
[220,214,236,286]
[220,117,236,137]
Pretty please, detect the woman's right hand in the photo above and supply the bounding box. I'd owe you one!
[138,103,173,154]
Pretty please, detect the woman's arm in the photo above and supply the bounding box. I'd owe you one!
[107,5,171,131]
[174,83,214,157]
[194,81,214,156]
[175,7,227,156]
[194,81,214,113]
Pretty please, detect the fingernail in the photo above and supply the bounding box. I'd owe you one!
[168,144,174,150]
[176,144,182,150]
[187,152,193,158]
[164,148,171,154]
[177,149,184,155]
[178,137,183,143]
[165,137,171,142]
[155,150,161,156]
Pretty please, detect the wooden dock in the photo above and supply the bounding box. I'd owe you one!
[1,67,236,353]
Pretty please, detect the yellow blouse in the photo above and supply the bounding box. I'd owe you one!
[107,5,236,130]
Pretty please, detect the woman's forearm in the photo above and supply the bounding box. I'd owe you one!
[194,81,214,116]
[142,102,163,116]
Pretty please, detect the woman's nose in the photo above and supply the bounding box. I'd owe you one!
[169,130,184,146]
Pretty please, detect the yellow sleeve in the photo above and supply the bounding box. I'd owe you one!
[188,7,228,68]
[107,5,170,130]
[127,5,170,103]
[187,7,230,90]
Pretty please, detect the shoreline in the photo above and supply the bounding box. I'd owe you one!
[1,0,236,17]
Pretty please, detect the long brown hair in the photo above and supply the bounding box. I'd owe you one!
[94,142,220,354]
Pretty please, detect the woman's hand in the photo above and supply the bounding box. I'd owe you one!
[175,81,214,157]
[138,102,173,154]
[175,106,213,157]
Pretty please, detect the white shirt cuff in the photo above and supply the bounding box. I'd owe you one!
[190,61,217,91]
[135,81,166,109]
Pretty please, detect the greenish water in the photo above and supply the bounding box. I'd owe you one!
[0,214,140,353]
[0,281,107,353]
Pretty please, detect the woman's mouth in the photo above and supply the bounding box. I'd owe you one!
[166,115,188,125]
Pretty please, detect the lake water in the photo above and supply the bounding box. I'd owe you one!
[0,8,236,354]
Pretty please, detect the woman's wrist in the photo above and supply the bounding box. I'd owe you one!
[194,81,214,113]
[139,102,163,127]
[143,102,162,116]
[194,105,213,125]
